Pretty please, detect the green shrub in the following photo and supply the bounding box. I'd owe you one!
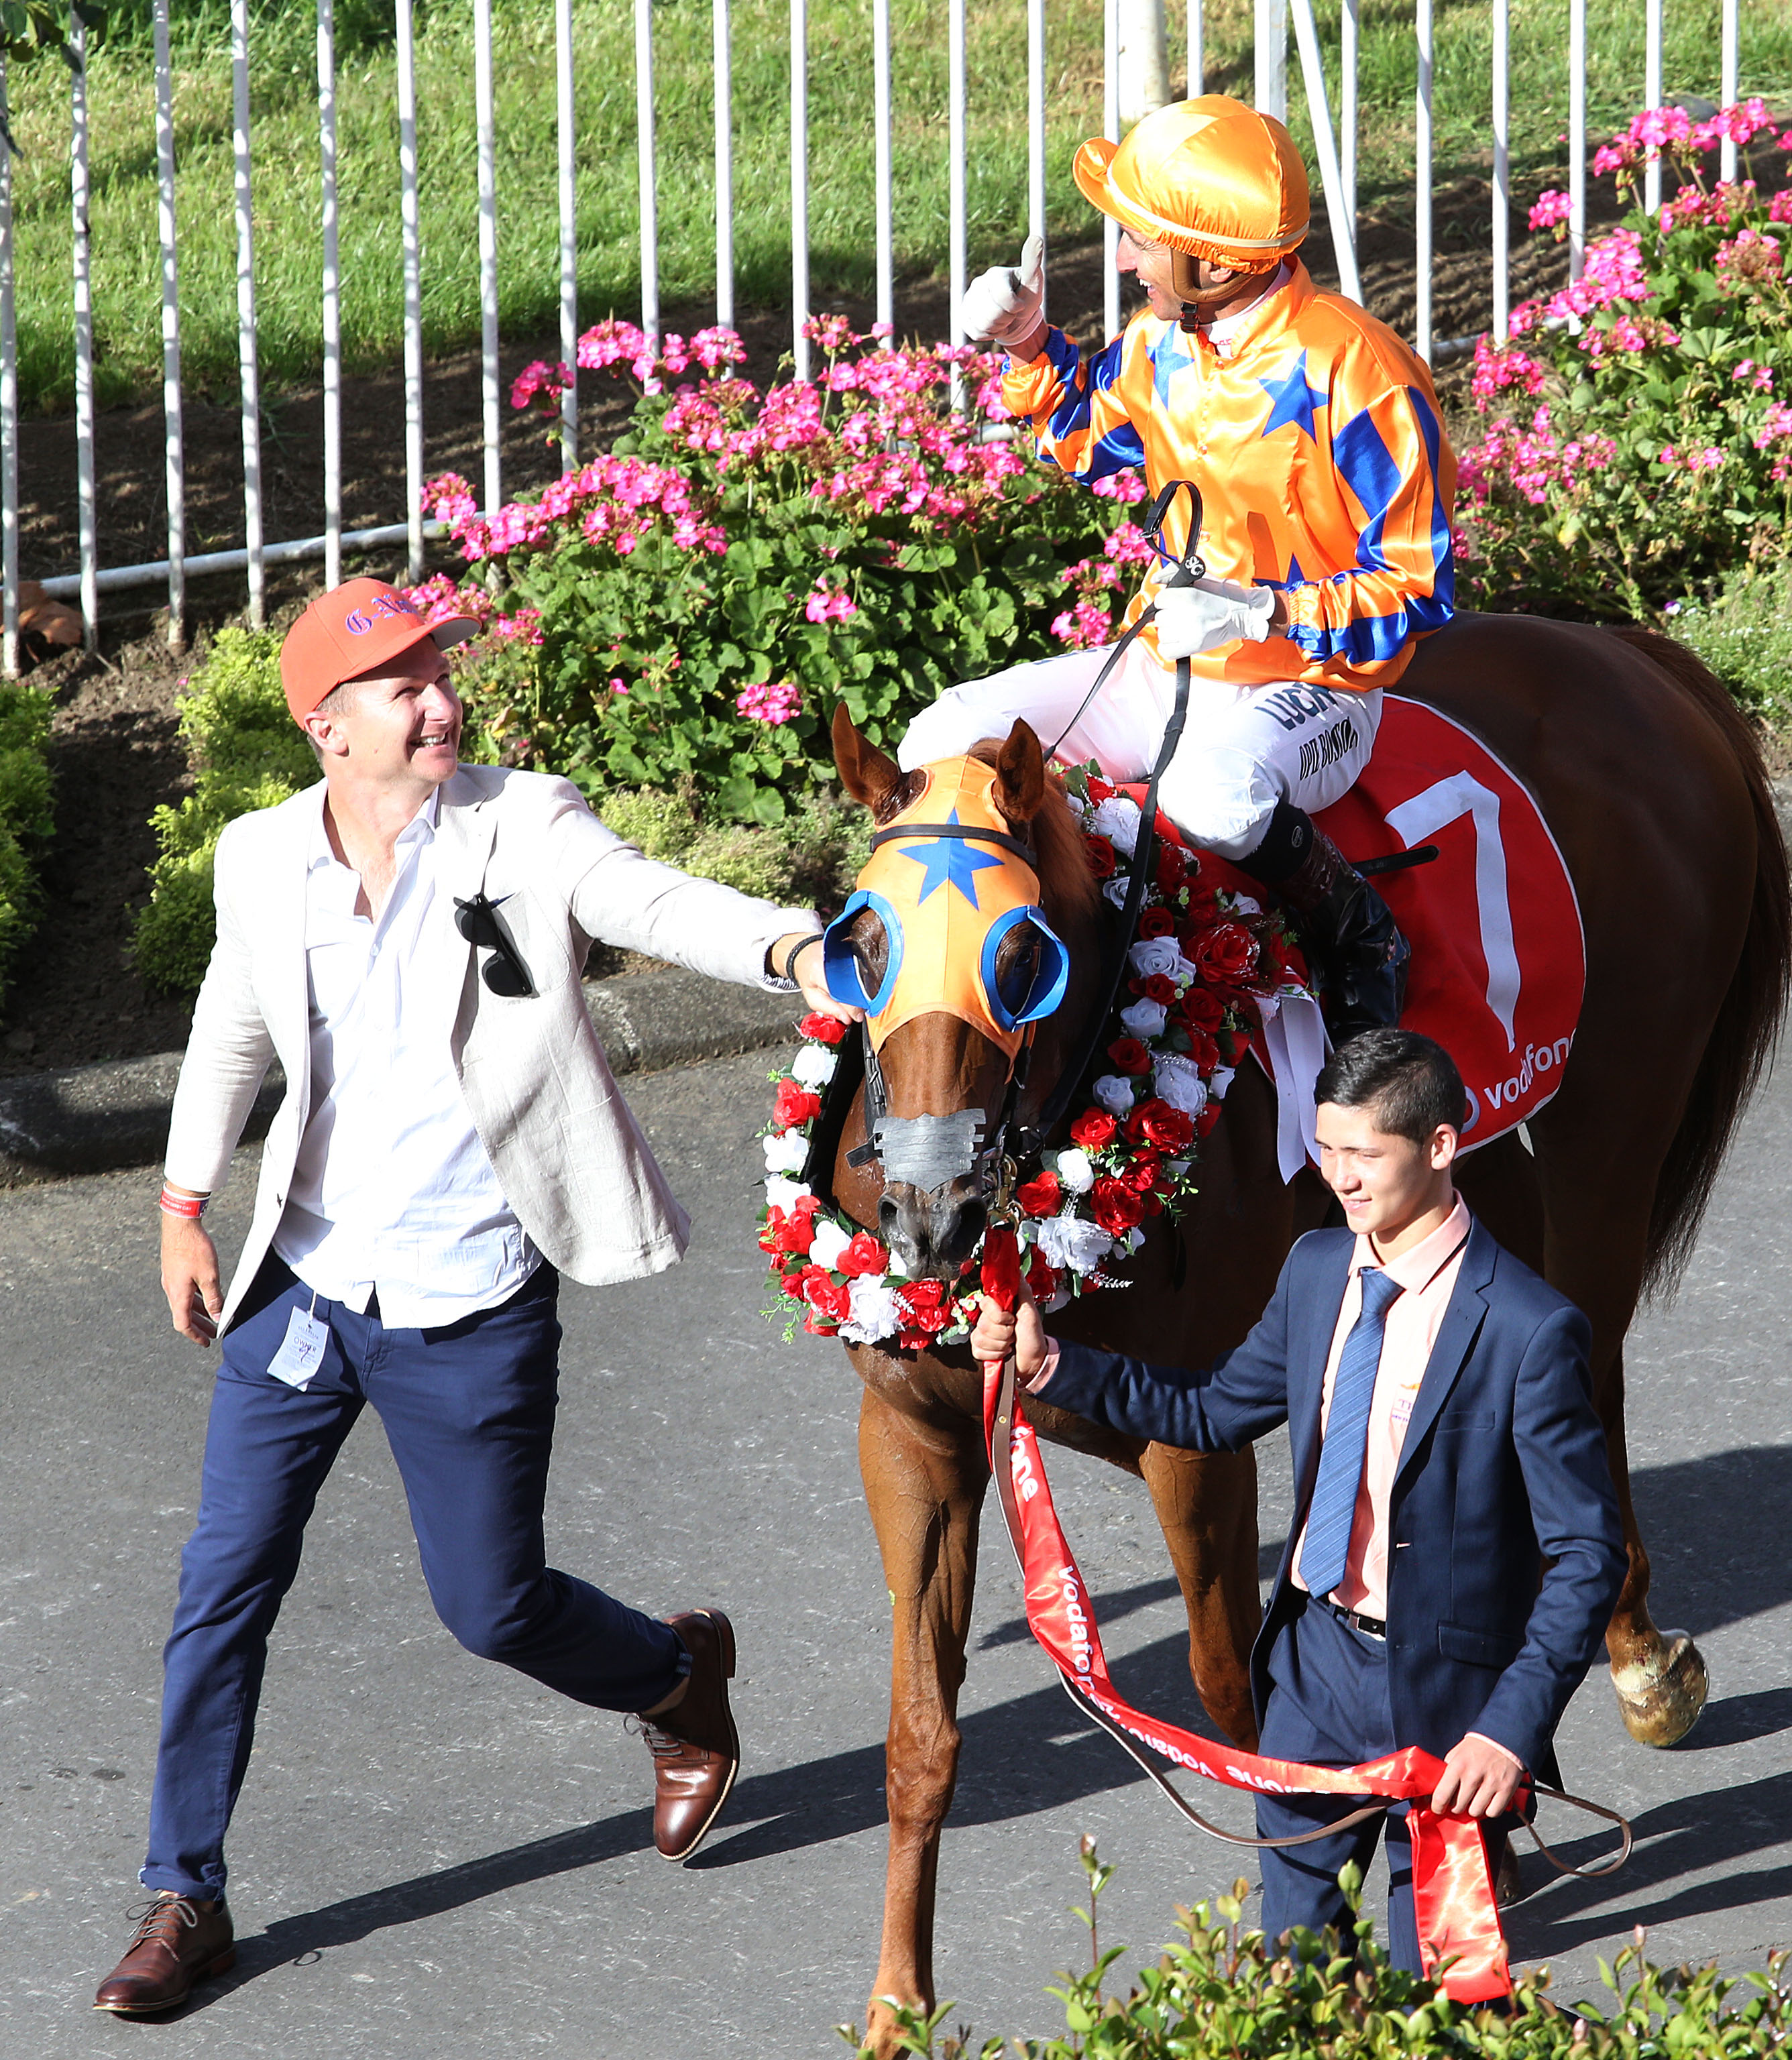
[1667,557,1792,729]
[850,1848,1792,2059]
[1457,101,1792,620]
[133,628,315,993]
[0,679,55,1011]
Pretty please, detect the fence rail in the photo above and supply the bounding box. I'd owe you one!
[0,0,1754,673]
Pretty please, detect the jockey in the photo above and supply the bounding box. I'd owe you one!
[899,95,1457,1043]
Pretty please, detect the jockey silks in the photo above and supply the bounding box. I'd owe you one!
[1001,260,1457,693]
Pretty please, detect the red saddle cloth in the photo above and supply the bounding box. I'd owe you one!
[1221,694,1585,1149]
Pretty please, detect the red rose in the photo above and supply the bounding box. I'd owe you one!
[773,1078,822,1131]
[1015,1169,1063,1217]
[1085,775,1116,803]
[1225,1024,1252,1066]
[779,1265,807,1298]
[1178,985,1225,1031]
[1141,972,1178,1007]
[838,1230,890,1277]
[1138,1101,1195,1153]
[1090,1176,1145,1235]
[803,1309,842,1336]
[760,1193,822,1257]
[1122,1153,1162,1193]
[1191,921,1260,987]
[1107,1037,1152,1076]
[1141,1190,1164,1214]
[1183,1026,1221,1076]
[895,1278,951,1336]
[1154,842,1186,892]
[1083,834,1117,880]
[798,1011,849,1045]
[1122,1100,1157,1145]
[802,1268,852,1322]
[1181,890,1221,930]
[1070,1109,1118,1151]
[1025,1250,1060,1302]
[1196,1104,1223,1137]
[1137,907,1175,939]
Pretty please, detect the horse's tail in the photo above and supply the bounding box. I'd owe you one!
[1609,626,1792,1296]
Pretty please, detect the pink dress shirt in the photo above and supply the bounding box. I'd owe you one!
[1289,1194,1472,1619]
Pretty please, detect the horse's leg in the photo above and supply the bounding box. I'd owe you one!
[1530,1155,1708,1746]
[856,1379,989,2049]
[1137,1442,1262,1750]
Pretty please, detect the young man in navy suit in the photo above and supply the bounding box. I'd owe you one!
[972,1029,1625,1969]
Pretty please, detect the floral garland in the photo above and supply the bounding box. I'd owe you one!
[757,767,1312,1350]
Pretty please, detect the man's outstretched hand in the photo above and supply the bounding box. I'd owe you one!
[1431,1733,1525,1819]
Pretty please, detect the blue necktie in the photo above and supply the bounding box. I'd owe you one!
[1299,1266,1405,1602]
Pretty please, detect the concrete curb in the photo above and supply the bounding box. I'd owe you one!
[0,968,804,1188]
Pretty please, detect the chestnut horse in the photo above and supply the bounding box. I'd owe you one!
[824,610,1790,2051]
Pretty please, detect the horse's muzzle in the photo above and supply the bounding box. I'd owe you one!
[879,1179,989,1281]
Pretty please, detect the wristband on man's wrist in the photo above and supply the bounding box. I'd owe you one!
[781,931,824,983]
[159,1184,209,1220]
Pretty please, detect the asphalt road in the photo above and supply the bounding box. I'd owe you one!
[2,1045,1789,2057]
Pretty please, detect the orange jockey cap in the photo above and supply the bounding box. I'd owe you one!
[1072,94,1309,270]
[822,758,1070,1061]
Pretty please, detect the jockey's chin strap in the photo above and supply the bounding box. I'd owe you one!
[1015,477,1204,1160]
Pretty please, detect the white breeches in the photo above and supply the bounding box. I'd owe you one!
[897,640,1382,861]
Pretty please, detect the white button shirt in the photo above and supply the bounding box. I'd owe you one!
[272,790,541,1326]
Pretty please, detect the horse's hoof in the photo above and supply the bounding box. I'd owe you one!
[1611,1629,1709,1746]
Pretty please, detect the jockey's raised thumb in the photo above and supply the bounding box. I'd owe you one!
[962,233,1046,349]
[1153,576,1276,659]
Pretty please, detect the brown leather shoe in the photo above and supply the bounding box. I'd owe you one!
[93,1892,235,2014]
[636,1607,740,1863]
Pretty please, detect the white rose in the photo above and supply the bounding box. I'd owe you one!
[1128,936,1181,980]
[1229,893,1263,917]
[1209,1065,1236,1101]
[1055,1146,1097,1193]
[1093,1072,1137,1115]
[1152,1052,1209,1117]
[1125,1226,1147,1253]
[809,1218,853,1271]
[1119,996,1168,1041]
[1035,1214,1115,1274]
[840,1275,903,1346]
[763,1129,810,1174]
[1101,874,1132,909]
[791,1044,837,1088]
[765,1176,813,1213]
[1088,795,1142,856]
[1038,1282,1072,1315]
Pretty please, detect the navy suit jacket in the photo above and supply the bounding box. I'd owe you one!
[1039,1216,1626,1773]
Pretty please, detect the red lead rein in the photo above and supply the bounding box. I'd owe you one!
[976,1224,1517,2005]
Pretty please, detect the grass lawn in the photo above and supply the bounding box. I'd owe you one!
[4,0,1790,414]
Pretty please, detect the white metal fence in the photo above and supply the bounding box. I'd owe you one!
[0,0,1750,674]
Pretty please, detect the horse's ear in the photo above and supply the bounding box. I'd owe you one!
[833,700,904,813]
[993,718,1046,825]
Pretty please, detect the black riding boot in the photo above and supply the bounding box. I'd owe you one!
[1238,799,1410,1045]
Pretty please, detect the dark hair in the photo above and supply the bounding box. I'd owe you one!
[1314,1028,1469,1145]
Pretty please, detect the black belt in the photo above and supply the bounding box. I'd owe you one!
[1312,1593,1387,1640]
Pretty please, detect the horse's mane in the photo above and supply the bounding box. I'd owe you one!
[966,739,1099,933]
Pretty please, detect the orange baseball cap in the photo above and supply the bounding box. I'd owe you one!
[278,576,481,725]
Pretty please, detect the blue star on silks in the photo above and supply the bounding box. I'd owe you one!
[896,808,1005,907]
[1257,350,1329,442]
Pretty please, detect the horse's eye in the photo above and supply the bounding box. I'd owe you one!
[995,923,1043,1014]
[850,908,890,980]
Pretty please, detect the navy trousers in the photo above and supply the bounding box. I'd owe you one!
[1255,1595,1507,1973]
[142,1256,685,1901]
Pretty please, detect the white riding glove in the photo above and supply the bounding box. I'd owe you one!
[1152,576,1276,658]
[961,234,1046,349]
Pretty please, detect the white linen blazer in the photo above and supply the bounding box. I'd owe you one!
[164,764,818,1331]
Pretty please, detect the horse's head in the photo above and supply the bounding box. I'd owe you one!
[826,704,1101,1280]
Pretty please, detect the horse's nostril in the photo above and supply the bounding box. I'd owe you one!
[879,1196,901,1235]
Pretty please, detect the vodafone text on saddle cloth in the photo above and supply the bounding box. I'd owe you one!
[1479,1033,1575,1116]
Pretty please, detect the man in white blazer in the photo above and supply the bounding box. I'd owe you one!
[95,578,852,2015]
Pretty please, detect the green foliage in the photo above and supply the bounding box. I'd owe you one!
[1457,123,1792,620]
[844,1847,1792,2060]
[132,627,314,994]
[596,779,871,908]
[0,679,55,1012]
[1669,557,1792,728]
